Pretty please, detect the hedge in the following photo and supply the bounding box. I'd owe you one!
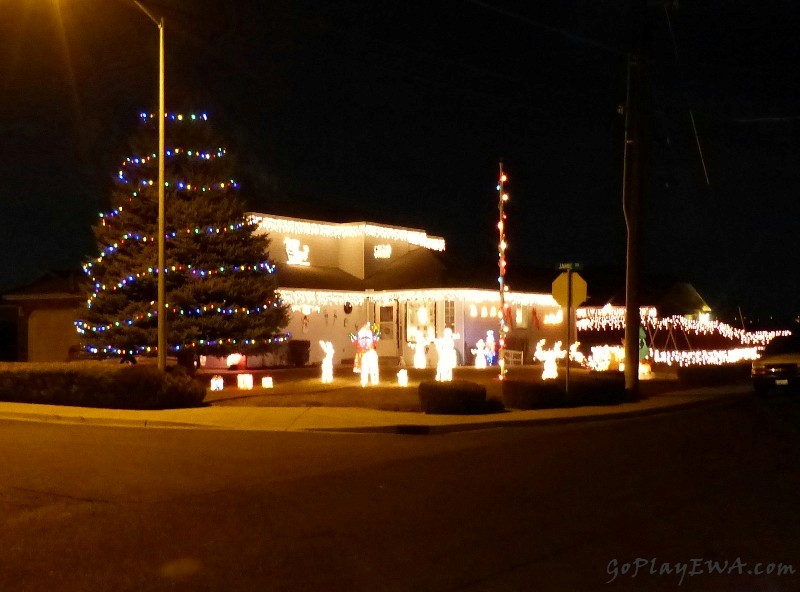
[0,362,206,409]
[502,372,627,409]
[418,380,502,415]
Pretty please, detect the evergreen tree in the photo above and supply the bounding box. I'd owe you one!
[77,112,289,359]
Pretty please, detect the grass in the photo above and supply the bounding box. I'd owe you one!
[201,364,683,413]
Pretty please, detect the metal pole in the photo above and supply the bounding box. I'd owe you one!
[157,18,166,371]
[131,2,166,370]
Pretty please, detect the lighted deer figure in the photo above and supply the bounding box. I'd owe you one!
[534,339,566,380]
[319,340,335,383]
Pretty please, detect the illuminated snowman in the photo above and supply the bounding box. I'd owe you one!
[434,327,459,382]
[355,324,380,387]
[534,339,566,380]
[471,339,487,369]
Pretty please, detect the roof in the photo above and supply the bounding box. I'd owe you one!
[2,270,83,302]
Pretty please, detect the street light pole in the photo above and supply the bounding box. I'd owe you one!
[132,1,167,371]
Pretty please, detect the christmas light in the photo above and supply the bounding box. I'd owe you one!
[237,374,254,390]
[534,339,566,380]
[210,376,224,391]
[319,340,335,383]
[250,214,446,252]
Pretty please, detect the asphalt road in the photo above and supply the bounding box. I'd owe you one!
[1,391,799,591]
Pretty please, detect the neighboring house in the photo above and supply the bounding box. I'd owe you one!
[1,270,83,362]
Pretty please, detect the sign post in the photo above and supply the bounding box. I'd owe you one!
[552,264,587,394]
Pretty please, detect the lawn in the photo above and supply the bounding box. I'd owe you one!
[201,364,681,412]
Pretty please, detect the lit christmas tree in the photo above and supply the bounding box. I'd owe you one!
[77,112,289,362]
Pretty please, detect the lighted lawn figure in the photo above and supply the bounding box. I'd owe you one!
[397,369,409,386]
[410,328,428,369]
[471,339,487,369]
[319,340,335,383]
[210,375,224,391]
[351,324,380,387]
[435,328,459,382]
[350,323,381,374]
[534,339,566,380]
[484,330,497,366]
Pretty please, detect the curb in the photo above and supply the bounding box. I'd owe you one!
[0,390,752,434]
[305,391,751,435]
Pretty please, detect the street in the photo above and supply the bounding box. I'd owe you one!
[1,392,799,591]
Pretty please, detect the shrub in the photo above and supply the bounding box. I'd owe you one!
[418,380,491,414]
[287,340,311,367]
[502,372,626,409]
[676,363,751,387]
[502,380,564,409]
[0,362,206,409]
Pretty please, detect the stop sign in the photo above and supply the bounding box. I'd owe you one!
[552,271,587,308]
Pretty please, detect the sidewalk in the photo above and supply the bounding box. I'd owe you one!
[0,384,753,434]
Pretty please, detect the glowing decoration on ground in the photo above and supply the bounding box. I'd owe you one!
[484,331,497,366]
[261,376,274,388]
[434,328,459,382]
[360,349,380,387]
[397,369,409,387]
[569,342,585,366]
[471,339,487,369]
[373,244,392,259]
[237,374,254,390]
[409,328,428,369]
[210,376,224,391]
[350,323,381,374]
[284,237,310,265]
[534,340,566,380]
[319,340,335,383]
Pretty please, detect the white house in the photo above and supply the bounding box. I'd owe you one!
[241,213,566,369]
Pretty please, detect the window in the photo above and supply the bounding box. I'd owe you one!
[444,301,455,330]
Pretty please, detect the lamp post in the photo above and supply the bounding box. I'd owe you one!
[131,1,167,371]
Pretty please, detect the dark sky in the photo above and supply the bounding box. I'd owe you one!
[1,0,799,323]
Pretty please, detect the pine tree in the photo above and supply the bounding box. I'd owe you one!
[77,112,289,359]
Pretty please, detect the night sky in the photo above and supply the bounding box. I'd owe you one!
[2,0,798,324]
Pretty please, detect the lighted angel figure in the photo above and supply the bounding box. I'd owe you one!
[534,339,566,380]
[409,328,428,369]
[471,339,487,369]
[319,340,335,383]
[484,330,497,366]
[434,327,459,382]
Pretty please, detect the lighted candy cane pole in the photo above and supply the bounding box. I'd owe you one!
[497,162,509,380]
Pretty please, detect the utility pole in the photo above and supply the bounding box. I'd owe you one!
[622,3,650,399]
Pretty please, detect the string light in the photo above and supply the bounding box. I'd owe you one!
[84,221,249,269]
[250,214,446,252]
[497,162,509,380]
[86,261,276,304]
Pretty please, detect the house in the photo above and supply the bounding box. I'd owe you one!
[0,270,83,362]
[239,213,565,369]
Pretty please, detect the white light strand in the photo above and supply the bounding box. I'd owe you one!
[249,214,446,252]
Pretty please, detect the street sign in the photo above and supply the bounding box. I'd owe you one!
[552,271,587,308]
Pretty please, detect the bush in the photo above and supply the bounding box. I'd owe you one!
[287,340,311,367]
[502,380,564,409]
[676,363,751,387]
[502,373,626,409]
[418,380,492,414]
[0,362,206,409]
